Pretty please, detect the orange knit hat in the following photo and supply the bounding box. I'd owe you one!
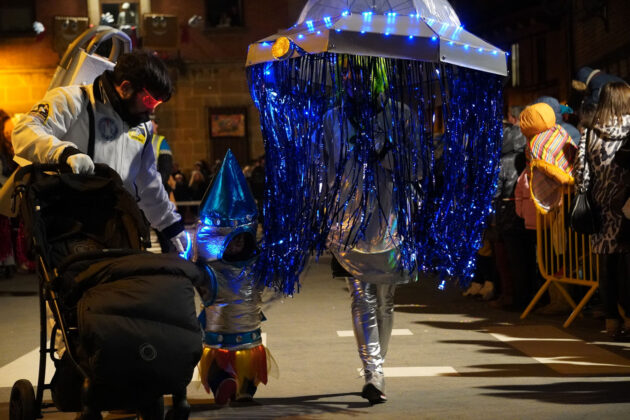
[519,103,556,138]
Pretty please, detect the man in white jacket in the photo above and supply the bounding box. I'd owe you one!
[12,51,187,251]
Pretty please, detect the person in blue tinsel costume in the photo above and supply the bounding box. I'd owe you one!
[322,58,420,405]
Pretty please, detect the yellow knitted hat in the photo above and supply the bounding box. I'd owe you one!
[519,103,556,138]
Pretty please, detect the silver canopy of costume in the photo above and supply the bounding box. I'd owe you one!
[245,0,507,76]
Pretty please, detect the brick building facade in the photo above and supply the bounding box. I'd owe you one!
[0,0,306,172]
[452,0,630,109]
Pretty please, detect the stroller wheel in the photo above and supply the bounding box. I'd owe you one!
[9,379,37,420]
[137,396,164,420]
[165,407,190,420]
[165,403,191,420]
[165,390,190,420]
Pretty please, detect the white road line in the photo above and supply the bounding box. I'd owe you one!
[0,345,55,388]
[337,329,413,337]
[533,356,630,368]
[488,325,630,375]
[490,333,581,342]
[357,366,458,377]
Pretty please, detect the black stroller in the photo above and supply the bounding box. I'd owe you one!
[8,164,213,420]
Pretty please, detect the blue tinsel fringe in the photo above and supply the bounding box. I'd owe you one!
[247,53,503,295]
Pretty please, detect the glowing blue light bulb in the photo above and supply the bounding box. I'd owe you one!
[342,10,350,17]
[491,50,498,55]
[297,34,304,39]
[477,47,483,53]
[463,44,469,50]
[306,20,314,31]
[431,36,437,41]
[408,35,414,39]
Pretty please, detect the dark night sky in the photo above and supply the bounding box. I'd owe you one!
[447,0,573,49]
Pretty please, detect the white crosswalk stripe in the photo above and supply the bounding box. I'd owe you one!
[357,366,458,377]
[337,328,413,337]
[488,325,630,375]
[4,325,630,389]
[0,344,54,388]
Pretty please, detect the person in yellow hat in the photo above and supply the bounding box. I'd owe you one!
[519,102,577,214]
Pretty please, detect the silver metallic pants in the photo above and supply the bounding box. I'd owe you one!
[347,278,396,390]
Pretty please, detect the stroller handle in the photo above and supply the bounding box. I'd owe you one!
[14,163,122,184]
[14,163,67,183]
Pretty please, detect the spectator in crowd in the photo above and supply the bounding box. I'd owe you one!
[188,168,207,201]
[520,102,577,213]
[577,102,598,134]
[249,155,265,223]
[210,159,222,176]
[514,150,546,311]
[0,109,17,277]
[196,160,212,183]
[574,82,630,341]
[172,171,191,202]
[519,102,576,314]
[535,96,581,145]
[463,229,495,300]
[150,116,176,252]
[150,117,174,195]
[492,105,527,308]
[572,67,626,108]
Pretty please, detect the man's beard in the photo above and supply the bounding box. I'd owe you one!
[119,96,151,127]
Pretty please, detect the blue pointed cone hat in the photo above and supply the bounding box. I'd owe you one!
[196,150,258,262]
[199,149,258,228]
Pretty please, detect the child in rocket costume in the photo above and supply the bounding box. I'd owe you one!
[193,150,276,405]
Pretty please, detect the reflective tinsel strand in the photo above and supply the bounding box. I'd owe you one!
[247,53,503,294]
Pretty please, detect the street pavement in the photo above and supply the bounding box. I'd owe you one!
[1,252,630,419]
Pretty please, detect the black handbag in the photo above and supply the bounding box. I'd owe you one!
[570,129,600,234]
[613,135,630,168]
[570,190,600,234]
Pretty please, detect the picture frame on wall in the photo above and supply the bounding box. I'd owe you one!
[209,107,247,139]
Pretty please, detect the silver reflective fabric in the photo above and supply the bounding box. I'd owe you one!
[323,100,415,284]
[298,0,461,26]
[348,278,396,390]
[203,260,265,350]
[416,0,461,26]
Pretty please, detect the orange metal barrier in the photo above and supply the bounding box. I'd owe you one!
[520,185,600,327]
